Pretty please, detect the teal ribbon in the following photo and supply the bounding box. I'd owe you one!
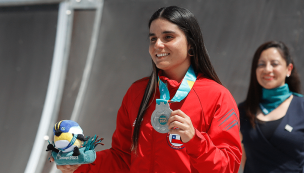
[260,84,303,115]
[157,65,197,105]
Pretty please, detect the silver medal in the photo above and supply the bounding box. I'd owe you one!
[151,102,172,133]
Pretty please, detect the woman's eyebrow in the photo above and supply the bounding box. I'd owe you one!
[149,30,176,37]
[271,60,280,62]
[163,31,175,34]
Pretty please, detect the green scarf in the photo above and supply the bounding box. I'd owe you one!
[260,84,303,115]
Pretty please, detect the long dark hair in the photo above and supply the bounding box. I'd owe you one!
[244,41,302,127]
[131,6,222,152]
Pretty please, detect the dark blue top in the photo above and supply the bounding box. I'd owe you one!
[257,117,283,140]
[239,96,304,173]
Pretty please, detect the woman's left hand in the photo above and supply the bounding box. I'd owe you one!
[167,109,195,143]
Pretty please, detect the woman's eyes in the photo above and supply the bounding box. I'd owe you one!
[165,35,173,39]
[149,35,174,43]
[257,63,279,67]
[150,37,156,42]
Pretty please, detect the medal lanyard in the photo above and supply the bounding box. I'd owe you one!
[157,65,197,105]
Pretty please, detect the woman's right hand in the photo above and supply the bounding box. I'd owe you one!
[50,157,81,173]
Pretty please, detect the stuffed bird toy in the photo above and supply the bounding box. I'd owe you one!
[46,120,88,156]
[46,120,103,165]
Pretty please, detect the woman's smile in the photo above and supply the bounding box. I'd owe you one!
[156,53,170,57]
[262,75,274,81]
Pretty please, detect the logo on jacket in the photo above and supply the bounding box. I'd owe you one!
[166,133,184,150]
[218,109,239,131]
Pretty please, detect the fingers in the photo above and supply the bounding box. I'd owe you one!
[167,109,191,129]
[56,164,81,173]
[168,118,187,130]
[167,109,195,143]
[170,109,187,118]
[50,157,80,172]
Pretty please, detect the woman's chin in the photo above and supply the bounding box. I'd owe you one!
[261,83,282,90]
[155,63,170,71]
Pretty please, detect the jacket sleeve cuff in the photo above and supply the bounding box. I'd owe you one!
[184,128,206,158]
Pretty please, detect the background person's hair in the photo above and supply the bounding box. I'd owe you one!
[131,6,222,152]
[243,41,302,127]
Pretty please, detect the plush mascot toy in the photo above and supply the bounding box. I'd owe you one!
[46,120,103,165]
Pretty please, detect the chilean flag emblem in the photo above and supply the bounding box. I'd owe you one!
[171,134,183,144]
[167,134,184,150]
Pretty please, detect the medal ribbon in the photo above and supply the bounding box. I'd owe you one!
[157,65,197,105]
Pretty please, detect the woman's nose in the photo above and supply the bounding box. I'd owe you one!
[154,39,164,50]
[265,63,273,72]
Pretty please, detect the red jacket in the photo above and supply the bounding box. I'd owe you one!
[75,74,242,173]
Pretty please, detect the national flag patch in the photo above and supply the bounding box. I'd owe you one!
[171,134,183,144]
[166,133,184,150]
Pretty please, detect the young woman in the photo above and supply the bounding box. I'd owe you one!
[239,41,304,173]
[55,6,242,173]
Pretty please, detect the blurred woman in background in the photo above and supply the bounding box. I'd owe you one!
[239,41,304,173]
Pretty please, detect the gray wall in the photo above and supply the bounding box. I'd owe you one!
[0,4,58,173]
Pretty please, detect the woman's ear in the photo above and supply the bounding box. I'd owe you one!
[188,48,194,56]
[287,63,293,77]
[187,43,191,50]
[188,44,194,56]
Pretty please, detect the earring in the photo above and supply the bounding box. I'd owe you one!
[188,48,194,56]
[287,74,290,77]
